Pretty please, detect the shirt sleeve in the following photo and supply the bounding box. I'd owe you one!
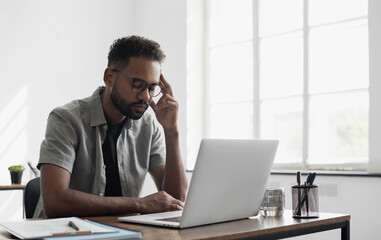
[148,120,166,170]
[38,109,77,173]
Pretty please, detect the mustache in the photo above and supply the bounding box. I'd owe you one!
[129,100,149,109]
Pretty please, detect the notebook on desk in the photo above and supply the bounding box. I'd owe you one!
[118,138,278,229]
[0,217,141,239]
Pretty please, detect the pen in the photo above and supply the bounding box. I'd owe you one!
[68,221,80,231]
[305,185,309,216]
[297,171,301,216]
[304,172,312,216]
[305,172,312,185]
[309,172,317,185]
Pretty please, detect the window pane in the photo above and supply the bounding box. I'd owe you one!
[309,0,368,26]
[260,32,303,99]
[208,102,253,139]
[209,0,253,46]
[260,97,303,164]
[209,42,253,103]
[309,19,369,93]
[309,91,368,164]
[259,0,303,37]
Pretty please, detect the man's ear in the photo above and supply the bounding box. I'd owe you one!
[103,68,115,87]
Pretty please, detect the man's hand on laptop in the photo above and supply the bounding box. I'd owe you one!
[138,191,184,213]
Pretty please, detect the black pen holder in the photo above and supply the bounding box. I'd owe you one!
[292,184,319,218]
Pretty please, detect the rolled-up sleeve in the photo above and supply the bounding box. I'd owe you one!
[38,110,77,173]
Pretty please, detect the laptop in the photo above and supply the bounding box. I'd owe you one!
[118,139,278,228]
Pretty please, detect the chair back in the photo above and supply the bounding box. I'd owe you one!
[24,177,41,218]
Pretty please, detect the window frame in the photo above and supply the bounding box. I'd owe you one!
[186,0,380,173]
[255,0,369,171]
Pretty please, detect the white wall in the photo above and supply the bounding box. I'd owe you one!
[0,0,134,181]
[0,0,186,219]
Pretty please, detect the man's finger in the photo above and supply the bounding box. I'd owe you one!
[149,99,157,110]
[154,101,178,111]
[155,94,176,107]
[177,200,185,208]
[171,204,183,210]
[160,74,173,97]
[161,94,176,102]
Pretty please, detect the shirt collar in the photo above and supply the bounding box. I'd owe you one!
[89,86,107,127]
[89,86,133,130]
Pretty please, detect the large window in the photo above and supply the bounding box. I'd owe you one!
[187,0,370,171]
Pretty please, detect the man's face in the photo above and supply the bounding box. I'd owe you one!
[110,80,148,120]
[110,56,161,120]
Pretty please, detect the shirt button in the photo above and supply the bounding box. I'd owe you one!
[99,192,104,196]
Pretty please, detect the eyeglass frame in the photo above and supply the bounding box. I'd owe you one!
[111,69,162,97]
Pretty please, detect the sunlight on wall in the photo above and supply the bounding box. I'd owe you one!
[0,85,28,219]
[0,85,28,184]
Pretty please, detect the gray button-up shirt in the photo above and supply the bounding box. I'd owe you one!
[33,87,165,218]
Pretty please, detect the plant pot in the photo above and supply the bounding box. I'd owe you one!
[10,171,23,184]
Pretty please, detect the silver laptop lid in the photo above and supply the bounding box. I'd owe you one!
[180,139,278,228]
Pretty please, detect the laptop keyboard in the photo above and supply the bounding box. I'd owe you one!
[156,216,182,223]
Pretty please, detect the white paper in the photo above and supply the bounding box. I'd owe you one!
[0,217,114,239]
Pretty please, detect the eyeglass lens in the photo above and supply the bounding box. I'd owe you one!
[131,79,162,97]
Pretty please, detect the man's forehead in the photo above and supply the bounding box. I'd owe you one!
[122,69,161,84]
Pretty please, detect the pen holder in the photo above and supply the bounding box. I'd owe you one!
[292,184,319,218]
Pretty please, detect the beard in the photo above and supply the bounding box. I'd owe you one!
[110,86,149,120]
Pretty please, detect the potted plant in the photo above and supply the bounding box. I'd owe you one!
[8,165,24,184]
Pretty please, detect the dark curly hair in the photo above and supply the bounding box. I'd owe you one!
[107,36,166,69]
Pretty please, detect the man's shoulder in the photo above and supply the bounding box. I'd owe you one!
[50,96,90,120]
[48,89,102,127]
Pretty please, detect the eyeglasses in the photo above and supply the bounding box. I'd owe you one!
[112,69,162,97]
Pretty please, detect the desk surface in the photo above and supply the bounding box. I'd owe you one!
[90,210,350,240]
[0,210,350,240]
[0,185,26,190]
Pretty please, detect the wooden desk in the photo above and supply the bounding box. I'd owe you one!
[0,184,26,219]
[88,210,350,240]
[0,184,26,190]
[0,210,350,239]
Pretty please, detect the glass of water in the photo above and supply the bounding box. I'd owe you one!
[259,188,285,217]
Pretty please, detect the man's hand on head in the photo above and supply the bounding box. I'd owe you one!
[149,74,179,132]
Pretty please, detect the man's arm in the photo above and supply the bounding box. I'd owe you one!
[149,74,188,202]
[40,163,183,218]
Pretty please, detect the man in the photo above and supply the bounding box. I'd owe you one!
[33,36,188,218]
